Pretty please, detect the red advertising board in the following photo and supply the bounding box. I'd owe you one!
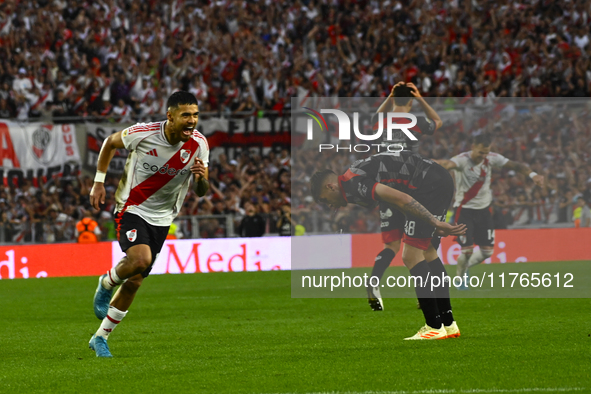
[0,237,291,279]
[351,228,591,267]
[0,243,111,279]
[0,229,589,280]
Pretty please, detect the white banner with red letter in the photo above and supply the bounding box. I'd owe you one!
[112,236,292,274]
[84,122,131,174]
[0,121,81,185]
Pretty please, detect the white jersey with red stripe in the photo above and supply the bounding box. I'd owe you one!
[114,121,209,226]
[450,151,508,210]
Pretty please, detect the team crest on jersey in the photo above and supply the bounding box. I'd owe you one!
[180,149,191,164]
[126,229,137,242]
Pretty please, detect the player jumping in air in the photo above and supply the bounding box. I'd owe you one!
[436,133,544,288]
[368,82,443,311]
[88,91,210,357]
[311,152,466,340]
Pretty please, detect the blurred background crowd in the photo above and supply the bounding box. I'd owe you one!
[2,0,591,120]
[0,0,590,242]
[292,103,591,234]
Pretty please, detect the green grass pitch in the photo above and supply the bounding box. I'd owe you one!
[1,265,590,394]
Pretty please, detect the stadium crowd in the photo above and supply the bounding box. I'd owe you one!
[0,147,292,242]
[1,0,591,120]
[0,0,591,242]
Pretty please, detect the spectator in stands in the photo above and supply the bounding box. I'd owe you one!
[50,90,71,119]
[277,204,294,236]
[573,197,591,228]
[75,210,101,243]
[236,202,265,238]
[0,98,11,118]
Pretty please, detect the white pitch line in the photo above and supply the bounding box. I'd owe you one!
[263,388,587,394]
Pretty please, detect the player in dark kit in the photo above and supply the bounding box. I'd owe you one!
[311,151,466,340]
[368,82,443,311]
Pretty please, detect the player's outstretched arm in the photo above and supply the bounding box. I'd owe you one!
[433,159,457,170]
[503,160,544,187]
[374,183,466,236]
[90,131,125,210]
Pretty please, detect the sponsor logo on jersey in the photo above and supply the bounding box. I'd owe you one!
[358,183,368,197]
[380,208,393,219]
[126,229,137,242]
[180,149,191,164]
[143,163,189,176]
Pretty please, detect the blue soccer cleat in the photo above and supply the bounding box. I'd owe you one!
[455,269,470,290]
[93,274,113,320]
[89,335,113,358]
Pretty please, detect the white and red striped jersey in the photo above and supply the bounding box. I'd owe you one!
[114,121,210,227]
[450,151,509,210]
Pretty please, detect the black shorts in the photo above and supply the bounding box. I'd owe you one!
[404,164,455,251]
[115,212,170,278]
[379,202,405,244]
[455,206,495,247]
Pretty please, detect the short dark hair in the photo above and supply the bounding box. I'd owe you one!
[167,91,198,111]
[473,133,493,147]
[393,85,413,106]
[310,169,336,203]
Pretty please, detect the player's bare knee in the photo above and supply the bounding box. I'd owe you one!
[129,254,151,272]
[461,247,474,257]
[423,246,438,262]
[480,247,494,259]
[385,240,401,254]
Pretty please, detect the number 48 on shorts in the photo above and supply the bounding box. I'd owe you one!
[405,221,416,236]
[404,215,445,238]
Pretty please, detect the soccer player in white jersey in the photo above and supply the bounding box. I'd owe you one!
[88,91,210,357]
[436,133,544,288]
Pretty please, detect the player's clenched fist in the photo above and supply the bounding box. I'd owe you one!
[191,157,206,178]
[90,183,106,210]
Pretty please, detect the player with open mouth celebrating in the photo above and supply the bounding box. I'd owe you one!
[88,91,210,357]
[310,152,466,340]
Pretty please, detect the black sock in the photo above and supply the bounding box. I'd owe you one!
[409,260,441,328]
[370,248,396,286]
[428,257,454,326]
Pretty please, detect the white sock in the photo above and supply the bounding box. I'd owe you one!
[456,252,471,277]
[102,267,123,290]
[468,248,494,268]
[96,306,127,339]
[467,249,485,268]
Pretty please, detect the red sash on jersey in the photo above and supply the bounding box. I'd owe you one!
[115,136,198,239]
[456,158,488,221]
